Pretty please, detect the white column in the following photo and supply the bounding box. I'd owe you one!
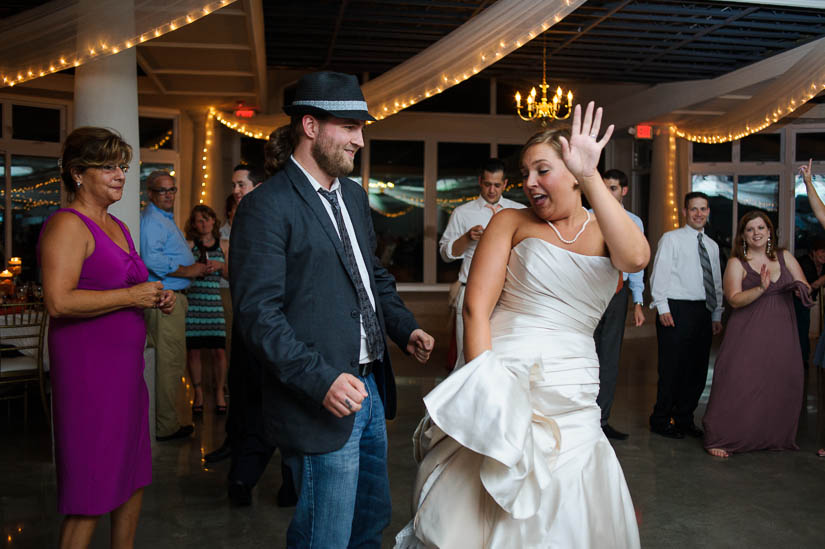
[73,1,141,245]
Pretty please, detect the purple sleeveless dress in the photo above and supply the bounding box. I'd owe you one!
[702,252,804,454]
[42,208,152,515]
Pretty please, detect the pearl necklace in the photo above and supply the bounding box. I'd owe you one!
[546,207,591,244]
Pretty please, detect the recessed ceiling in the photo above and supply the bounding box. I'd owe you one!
[264,0,825,84]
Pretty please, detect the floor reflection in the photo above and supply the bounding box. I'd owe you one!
[1,337,823,548]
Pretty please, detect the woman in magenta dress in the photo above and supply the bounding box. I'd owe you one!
[39,127,175,547]
[703,210,811,458]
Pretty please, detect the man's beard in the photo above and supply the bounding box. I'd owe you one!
[311,131,355,178]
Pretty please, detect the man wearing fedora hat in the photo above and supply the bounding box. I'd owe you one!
[229,71,435,547]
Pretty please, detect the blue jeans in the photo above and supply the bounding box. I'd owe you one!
[286,373,391,549]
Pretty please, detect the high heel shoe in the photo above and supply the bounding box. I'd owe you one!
[215,404,227,415]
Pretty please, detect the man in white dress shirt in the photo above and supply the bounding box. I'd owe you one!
[593,169,646,441]
[649,191,723,439]
[439,158,526,368]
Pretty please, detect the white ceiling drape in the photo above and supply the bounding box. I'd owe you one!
[214,0,587,138]
[673,36,825,143]
[0,0,238,89]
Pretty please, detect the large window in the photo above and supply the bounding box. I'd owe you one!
[690,129,797,261]
[692,174,734,260]
[436,142,490,283]
[139,163,176,211]
[740,134,781,163]
[369,140,424,283]
[796,131,825,162]
[690,174,779,262]
[1,99,65,280]
[0,155,5,268]
[12,105,61,142]
[138,111,180,221]
[692,142,732,163]
[794,172,825,254]
[9,155,61,280]
[139,116,175,151]
[498,144,529,205]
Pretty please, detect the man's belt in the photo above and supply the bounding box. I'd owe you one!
[358,360,378,377]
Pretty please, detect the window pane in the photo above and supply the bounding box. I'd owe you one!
[740,133,781,163]
[794,173,825,254]
[497,144,529,205]
[11,155,61,281]
[796,132,825,162]
[692,142,732,163]
[737,175,779,234]
[0,155,5,268]
[496,81,520,116]
[240,136,265,167]
[12,105,60,142]
[139,116,175,150]
[692,174,734,260]
[139,163,175,211]
[437,143,490,283]
[634,139,653,170]
[369,140,424,283]
[407,78,490,114]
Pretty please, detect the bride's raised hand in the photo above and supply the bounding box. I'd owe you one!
[559,101,614,182]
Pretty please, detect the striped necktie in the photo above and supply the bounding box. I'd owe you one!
[697,233,717,313]
[317,187,385,360]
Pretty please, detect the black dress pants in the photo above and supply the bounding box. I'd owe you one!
[226,328,292,493]
[650,299,712,430]
[594,286,629,426]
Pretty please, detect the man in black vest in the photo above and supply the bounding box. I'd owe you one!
[230,71,434,547]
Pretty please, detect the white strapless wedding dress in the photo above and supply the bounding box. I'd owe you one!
[396,238,641,549]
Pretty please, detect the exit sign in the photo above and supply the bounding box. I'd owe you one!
[635,124,653,139]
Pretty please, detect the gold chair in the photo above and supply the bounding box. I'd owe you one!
[0,302,49,427]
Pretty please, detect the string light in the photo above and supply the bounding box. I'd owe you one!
[673,78,825,143]
[365,2,583,122]
[211,107,268,139]
[149,129,173,150]
[200,109,215,204]
[212,1,584,138]
[667,127,679,229]
[1,1,239,89]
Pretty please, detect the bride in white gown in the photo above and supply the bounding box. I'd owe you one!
[396,103,649,548]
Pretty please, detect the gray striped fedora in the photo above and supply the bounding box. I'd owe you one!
[283,71,376,121]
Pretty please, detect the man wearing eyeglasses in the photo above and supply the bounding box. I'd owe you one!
[140,170,222,442]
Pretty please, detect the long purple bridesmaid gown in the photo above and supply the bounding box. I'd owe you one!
[702,252,806,454]
[41,208,152,515]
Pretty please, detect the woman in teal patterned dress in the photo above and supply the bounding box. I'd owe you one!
[184,205,229,414]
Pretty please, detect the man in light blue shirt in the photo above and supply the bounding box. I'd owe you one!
[140,170,220,441]
[593,169,646,440]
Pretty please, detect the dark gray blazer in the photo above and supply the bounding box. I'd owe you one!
[229,159,419,454]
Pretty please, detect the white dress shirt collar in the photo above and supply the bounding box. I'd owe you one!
[291,155,341,193]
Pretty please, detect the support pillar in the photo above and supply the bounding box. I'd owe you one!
[73,1,141,244]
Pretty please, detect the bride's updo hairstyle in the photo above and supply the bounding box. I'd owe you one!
[520,127,579,194]
[520,127,571,166]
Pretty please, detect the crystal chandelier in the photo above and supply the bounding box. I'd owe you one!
[514,41,572,126]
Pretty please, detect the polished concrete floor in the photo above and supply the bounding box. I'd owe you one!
[2,336,824,548]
